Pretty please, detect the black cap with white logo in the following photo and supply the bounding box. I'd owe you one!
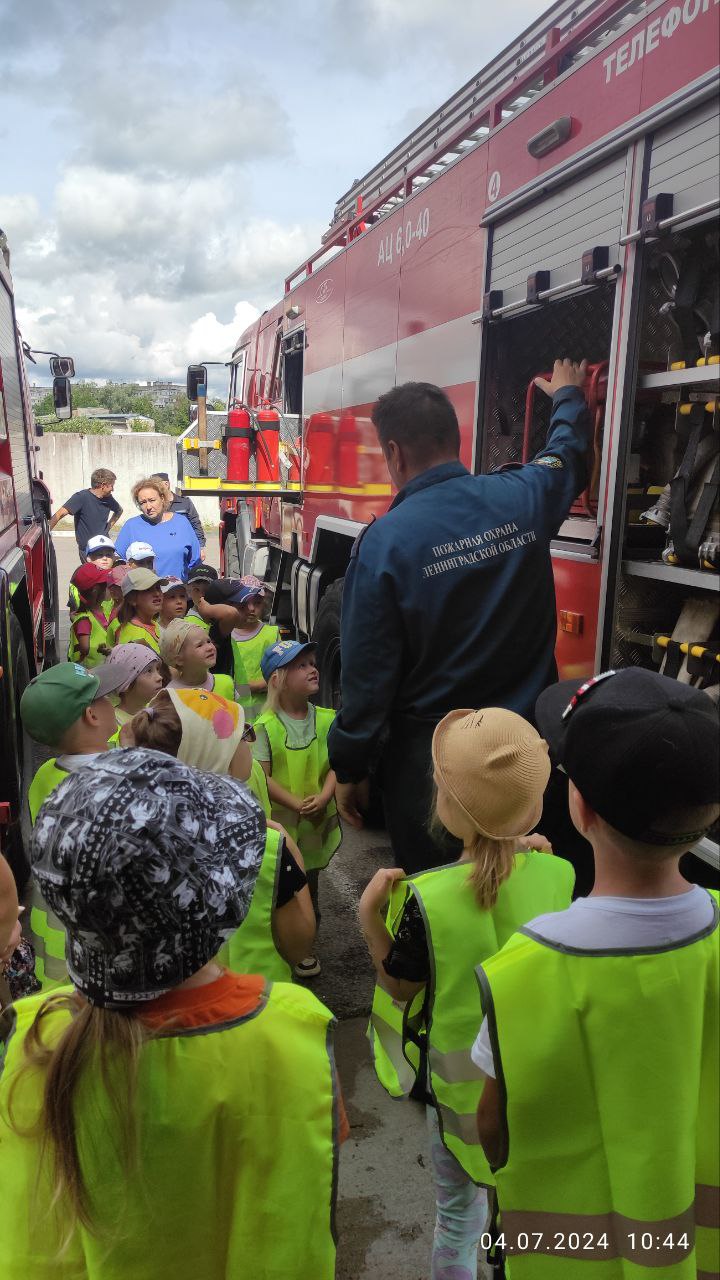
[536,668,719,844]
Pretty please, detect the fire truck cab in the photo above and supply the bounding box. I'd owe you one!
[181,0,719,877]
[0,231,73,884]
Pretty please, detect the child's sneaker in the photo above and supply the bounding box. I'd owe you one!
[294,956,321,979]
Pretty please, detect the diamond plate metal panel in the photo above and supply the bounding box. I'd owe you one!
[480,288,614,474]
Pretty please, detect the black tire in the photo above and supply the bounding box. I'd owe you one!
[3,615,33,889]
[223,525,241,578]
[43,535,60,667]
[311,576,386,829]
[311,579,344,710]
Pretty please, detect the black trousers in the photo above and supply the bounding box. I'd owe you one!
[380,716,461,874]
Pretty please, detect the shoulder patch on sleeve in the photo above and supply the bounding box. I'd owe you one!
[351,516,376,558]
[531,454,565,470]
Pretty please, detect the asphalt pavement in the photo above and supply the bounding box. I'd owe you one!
[50,531,494,1280]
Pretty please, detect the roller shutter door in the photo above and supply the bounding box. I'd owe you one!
[647,96,719,222]
[488,151,629,311]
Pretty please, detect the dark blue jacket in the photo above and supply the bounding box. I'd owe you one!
[328,386,590,781]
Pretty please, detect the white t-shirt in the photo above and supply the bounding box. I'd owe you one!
[56,751,103,772]
[471,887,717,1077]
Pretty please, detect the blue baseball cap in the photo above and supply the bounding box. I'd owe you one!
[260,640,316,682]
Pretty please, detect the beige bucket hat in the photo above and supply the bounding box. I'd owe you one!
[431,707,550,840]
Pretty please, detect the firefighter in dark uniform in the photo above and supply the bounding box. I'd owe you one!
[328,359,591,873]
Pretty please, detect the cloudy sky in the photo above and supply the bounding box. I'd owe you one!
[0,0,547,398]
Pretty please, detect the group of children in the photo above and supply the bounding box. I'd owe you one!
[0,523,717,1279]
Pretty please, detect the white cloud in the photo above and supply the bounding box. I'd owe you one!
[75,78,290,176]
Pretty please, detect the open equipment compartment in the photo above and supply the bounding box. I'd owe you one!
[604,208,719,884]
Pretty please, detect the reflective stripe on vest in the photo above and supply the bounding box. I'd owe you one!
[114,620,161,653]
[247,758,271,819]
[67,610,109,668]
[478,898,720,1278]
[231,624,279,721]
[0,981,339,1279]
[369,854,574,1184]
[27,761,71,988]
[367,881,424,1098]
[217,828,291,982]
[27,880,67,989]
[256,706,341,871]
[368,981,423,1099]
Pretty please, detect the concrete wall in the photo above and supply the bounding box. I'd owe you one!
[38,431,219,529]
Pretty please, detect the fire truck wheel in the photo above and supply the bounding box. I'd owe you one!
[43,537,60,667]
[223,527,241,578]
[312,577,385,830]
[312,578,344,710]
[3,615,33,890]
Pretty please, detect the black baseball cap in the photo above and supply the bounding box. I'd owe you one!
[187,564,219,585]
[203,581,242,604]
[536,668,720,845]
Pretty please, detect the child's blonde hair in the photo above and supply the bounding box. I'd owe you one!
[263,667,289,714]
[429,793,518,910]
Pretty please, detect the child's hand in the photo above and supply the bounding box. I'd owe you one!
[300,794,326,818]
[523,831,553,854]
[359,867,406,917]
[98,644,112,657]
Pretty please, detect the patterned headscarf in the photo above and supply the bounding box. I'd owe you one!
[30,748,265,1006]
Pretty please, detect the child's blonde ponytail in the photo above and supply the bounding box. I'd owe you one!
[465,835,518,909]
[9,992,148,1247]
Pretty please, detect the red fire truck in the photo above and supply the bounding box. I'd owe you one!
[181,0,719,875]
[0,232,73,884]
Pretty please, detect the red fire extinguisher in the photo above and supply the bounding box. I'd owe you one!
[226,404,253,483]
[255,408,280,483]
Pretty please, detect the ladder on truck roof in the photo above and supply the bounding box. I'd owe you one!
[286,0,648,289]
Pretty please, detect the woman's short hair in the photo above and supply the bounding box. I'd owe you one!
[131,477,170,510]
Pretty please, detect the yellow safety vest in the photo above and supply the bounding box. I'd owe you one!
[0,981,339,1279]
[186,607,211,631]
[27,753,114,987]
[369,853,574,1183]
[217,828,292,982]
[210,672,236,700]
[248,757,271,818]
[478,894,720,1279]
[113,619,161,654]
[27,760,71,988]
[231,624,279,721]
[256,706,341,871]
[67,610,109,668]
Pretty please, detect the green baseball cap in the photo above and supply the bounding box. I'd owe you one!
[20,662,126,747]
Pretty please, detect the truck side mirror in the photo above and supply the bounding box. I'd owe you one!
[186,364,207,403]
[53,375,73,421]
[50,355,75,378]
[35,419,44,438]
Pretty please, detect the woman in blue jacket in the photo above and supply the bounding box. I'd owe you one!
[115,476,201,579]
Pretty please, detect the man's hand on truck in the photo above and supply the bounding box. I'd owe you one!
[534,357,588,398]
